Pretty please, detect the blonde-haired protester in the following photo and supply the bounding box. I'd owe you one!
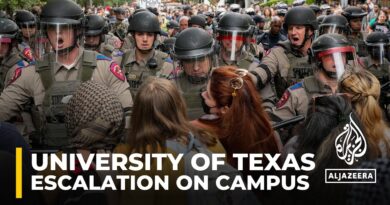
[40,81,125,205]
[115,77,259,205]
[339,70,390,158]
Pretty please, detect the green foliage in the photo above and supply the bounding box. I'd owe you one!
[0,0,46,14]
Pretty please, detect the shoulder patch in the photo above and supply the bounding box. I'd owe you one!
[289,82,303,91]
[110,62,125,81]
[22,47,34,62]
[276,90,291,108]
[8,67,23,86]
[97,54,112,61]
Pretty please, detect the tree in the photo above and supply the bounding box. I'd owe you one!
[0,0,46,15]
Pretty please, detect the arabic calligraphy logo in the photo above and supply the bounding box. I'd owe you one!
[335,113,367,165]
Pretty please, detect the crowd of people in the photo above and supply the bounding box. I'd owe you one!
[1,0,390,204]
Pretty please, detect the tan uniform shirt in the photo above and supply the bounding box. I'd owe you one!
[249,41,312,99]
[114,48,169,97]
[270,75,333,121]
[0,48,133,121]
[1,51,30,91]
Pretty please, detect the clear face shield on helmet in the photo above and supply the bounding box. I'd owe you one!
[32,33,51,61]
[319,24,349,36]
[38,22,83,63]
[217,31,246,62]
[366,42,390,65]
[20,23,37,41]
[0,35,12,59]
[172,54,215,86]
[316,46,359,80]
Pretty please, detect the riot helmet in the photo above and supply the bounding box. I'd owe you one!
[128,11,160,52]
[217,12,250,62]
[39,0,84,60]
[284,6,318,31]
[174,28,214,83]
[311,33,358,79]
[284,6,317,49]
[309,5,321,16]
[189,15,206,29]
[365,32,390,65]
[0,18,19,59]
[342,6,367,20]
[14,10,37,40]
[319,15,350,36]
[342,6,367,32]
[84,14,108,50]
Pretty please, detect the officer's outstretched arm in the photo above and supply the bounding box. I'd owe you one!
[248,48,280,90]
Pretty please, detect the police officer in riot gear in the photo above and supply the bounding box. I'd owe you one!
[249,6,318,99]
[84,14,122,58]
[171,28,215,119]
[319,15,350,36]
[271,33,360,121]
[216,12,257,68]
[120,8,147,52]
[188,15,207,29]
[0,18,30,91]
[14,10,37,64]
[362,32,390,118]
[360,32,390,84]
[0,0,133,149]
[342,6,368,57]
[115,11,169,97]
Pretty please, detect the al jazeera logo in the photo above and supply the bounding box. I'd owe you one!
[325,113,376,184]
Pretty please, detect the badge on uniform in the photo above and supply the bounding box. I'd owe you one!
[8,67,22,85]
[110,62,125,81]
[23,47,34,62]
[276,91,290,108]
